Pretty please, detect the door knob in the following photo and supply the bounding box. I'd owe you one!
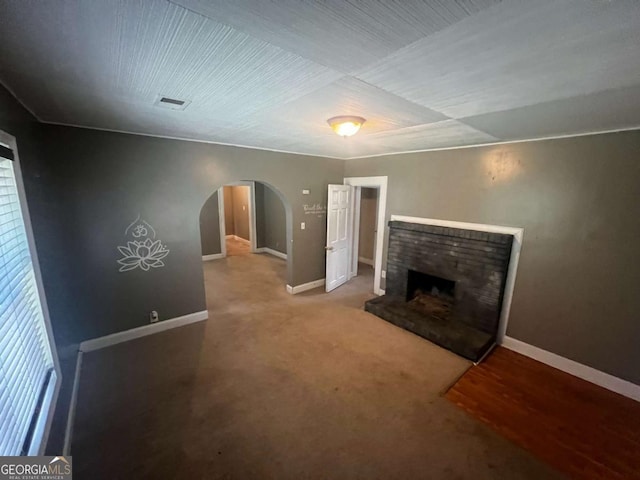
[325,246,334,251]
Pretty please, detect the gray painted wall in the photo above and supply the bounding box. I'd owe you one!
[345,131,640,385]
[223,186,234,235]
[199,192,221,256]
[31,123,342,348]
[255,182,287,254]
[231,186,251,241]
[358,187,377,261]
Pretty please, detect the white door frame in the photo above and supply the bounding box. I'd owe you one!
[351,187,362,275]
[349,186,379,275]
[343,176,387,295]
[216,188,227,257]
[217,182,257,255]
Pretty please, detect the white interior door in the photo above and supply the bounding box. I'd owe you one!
[326,184,353,292]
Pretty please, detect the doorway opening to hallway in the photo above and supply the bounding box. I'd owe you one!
[199,180,292,294]
[221,184,254,256]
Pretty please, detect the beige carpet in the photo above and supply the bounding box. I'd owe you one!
[71,254,562,479]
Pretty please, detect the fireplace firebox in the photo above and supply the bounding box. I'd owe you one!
[406,270,455,320]
[365,221,514,362]
[406,270,455,301]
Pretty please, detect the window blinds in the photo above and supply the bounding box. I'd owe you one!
[0,148,54,456]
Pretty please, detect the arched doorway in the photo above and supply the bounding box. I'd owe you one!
[199,181,293,298]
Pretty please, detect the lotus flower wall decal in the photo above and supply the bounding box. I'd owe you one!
[117,215,170,272]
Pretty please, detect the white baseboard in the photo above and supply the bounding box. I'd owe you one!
[202,253,224,261]
[286,278,325,295]
[378,289,385,295]
[358,256,374,266]
[63,350,83,456]
[79,310,209,353]
[501,336,640,402]
[256,247,287,260]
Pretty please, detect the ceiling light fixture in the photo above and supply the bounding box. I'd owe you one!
[327,116,366,137]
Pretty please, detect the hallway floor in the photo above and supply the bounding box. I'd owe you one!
[70,253,560,479]
[225,236,250,256]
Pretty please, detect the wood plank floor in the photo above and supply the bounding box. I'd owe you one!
[446,347,640,480]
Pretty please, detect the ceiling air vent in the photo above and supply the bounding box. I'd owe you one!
[160,97,184,106]
[154,95,191,111]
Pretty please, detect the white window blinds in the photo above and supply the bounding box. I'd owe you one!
[0,146,55,456]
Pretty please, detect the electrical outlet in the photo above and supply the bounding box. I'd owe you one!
[150,310,159,323]
[302,189,310,195]
[381,270,386,279]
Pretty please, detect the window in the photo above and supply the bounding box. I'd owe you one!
[0,134,59,456]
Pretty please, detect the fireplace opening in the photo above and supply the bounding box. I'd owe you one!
[406,270,455,321]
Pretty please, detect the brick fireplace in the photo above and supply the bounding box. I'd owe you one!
[365,220,514,362]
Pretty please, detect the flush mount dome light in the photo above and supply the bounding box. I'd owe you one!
[327,115,366,137]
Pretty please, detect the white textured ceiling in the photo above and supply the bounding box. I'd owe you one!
[1,0,639,159]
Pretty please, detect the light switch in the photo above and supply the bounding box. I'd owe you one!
[301,222,306,230]
[302,189,310,195]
